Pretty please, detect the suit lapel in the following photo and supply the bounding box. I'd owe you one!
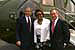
[24,16,28,24]
[50,21,52,37]
[50,19,60,34]
[54,19,60,33]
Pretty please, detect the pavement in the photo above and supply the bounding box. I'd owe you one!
[0,39,20,50]
[0,29,75,50]
[0,39,75,50]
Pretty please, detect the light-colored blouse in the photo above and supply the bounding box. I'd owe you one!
[34,18,50,43]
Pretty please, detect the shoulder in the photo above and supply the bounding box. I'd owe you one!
[43,18,50,23]
[58,19,64,23]
[58,19,68,26]
[19,16,25,20]
[31,17,35,21]
[17,16,25,23]
[34,19,37,24]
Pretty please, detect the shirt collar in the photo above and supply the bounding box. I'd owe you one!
[25,16,30,18]
[55,16,59,22]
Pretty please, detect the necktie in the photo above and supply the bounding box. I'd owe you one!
[52,20,55,33]
[27,17,30,32]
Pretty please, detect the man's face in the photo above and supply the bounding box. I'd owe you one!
[24,8,32,16]
[50,10,58,20]
[37,11,43,20]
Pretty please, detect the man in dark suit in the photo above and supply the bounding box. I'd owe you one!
[50,9,70,50]
[16,7,34,50]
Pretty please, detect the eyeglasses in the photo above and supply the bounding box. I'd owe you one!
[37,14,43,16]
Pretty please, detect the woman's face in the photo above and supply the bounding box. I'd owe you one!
[37,11,43,20]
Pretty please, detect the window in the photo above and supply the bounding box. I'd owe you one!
[42,0,54,6]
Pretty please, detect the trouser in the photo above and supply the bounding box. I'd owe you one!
[20,45,34,50]
[20,47,34,50]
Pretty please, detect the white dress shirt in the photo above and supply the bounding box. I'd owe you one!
[51,17,59,32]
[25,16,31,31]
[54,17,59,27]
[25,16,31,23]
[34,18,50,43]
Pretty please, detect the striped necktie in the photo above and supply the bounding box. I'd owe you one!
[52,20,55,33]
[27,17,30,32]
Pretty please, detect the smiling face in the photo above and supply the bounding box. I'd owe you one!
[24,7,32,16]
[36,11,43,20]
[50,9,59,20]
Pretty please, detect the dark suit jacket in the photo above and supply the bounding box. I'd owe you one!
[16,16,34,48]
[50,19,70,49]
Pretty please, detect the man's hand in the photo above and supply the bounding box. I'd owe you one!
[16,41,21,46]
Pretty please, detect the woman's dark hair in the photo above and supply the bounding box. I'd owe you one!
[35,9,44,17]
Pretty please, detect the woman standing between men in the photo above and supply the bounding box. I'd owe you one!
[34,9,50,50]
